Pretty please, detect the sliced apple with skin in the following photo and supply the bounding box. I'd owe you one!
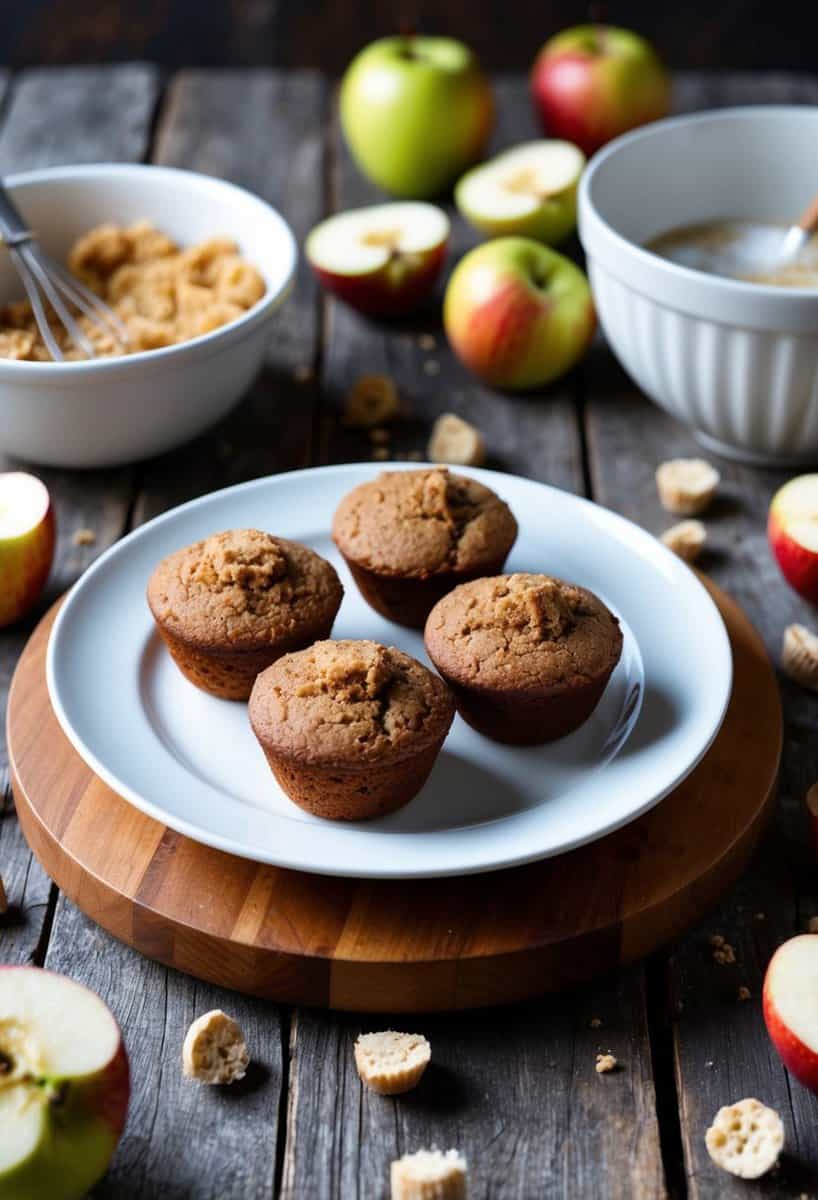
[455,140,585,244]
[763,935,818,1093]
[768,474,818,603]
[0,967,129,1200]
[0,472,56,629]
[306,202,449,316]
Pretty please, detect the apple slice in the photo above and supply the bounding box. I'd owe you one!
[455,141,585,244]
[769,474,818,603]
[306,202,449,316]
[0,472,56,628]
[763,935,818,1093]
[0,967,129,1199]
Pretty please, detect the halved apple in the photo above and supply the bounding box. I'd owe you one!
[0,471,56,628]
[306,202,449,316]
[769,474,818,603]
[0,967,129,1199]
[763,935,818,1094]
[455,140,585,244]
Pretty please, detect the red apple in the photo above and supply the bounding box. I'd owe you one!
[764,935,818,1093]
[530,24,671,157]
[0,471,55,628]
[443,236,595,390]
[769,475,818,603]
[306,202,449,316]
[0,966,129,1198]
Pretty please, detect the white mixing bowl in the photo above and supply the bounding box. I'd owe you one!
[579,107,818,465]
[0,164,296,467]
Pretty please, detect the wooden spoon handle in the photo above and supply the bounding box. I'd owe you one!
[797,191,818,235]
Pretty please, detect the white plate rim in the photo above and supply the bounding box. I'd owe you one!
[45,463,733,879]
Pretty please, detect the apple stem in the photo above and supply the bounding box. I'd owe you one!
[0,1049,12,1075]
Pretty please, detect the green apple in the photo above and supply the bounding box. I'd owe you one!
[455,140,585,244]
[531,24,670,156]
[340,36,494,198]
[444,237,595,390]
[0,967,129,1199]
[0,471,55,628]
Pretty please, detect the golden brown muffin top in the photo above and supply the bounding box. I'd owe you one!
[249,639,455,768]
[424,573,622,693]
[147,530,342,651]
[332,468,517,578]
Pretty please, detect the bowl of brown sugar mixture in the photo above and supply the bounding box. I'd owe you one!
[0,163,296,467]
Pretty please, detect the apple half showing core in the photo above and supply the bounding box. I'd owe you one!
[764,936,818,1095]
[0,471,56,629]
[0,967,129,1200]
[306,202,450,316]
[455,140,585,245]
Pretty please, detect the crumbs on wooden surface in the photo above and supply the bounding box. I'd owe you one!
[589,1017,602,1029]
[710,934,736,965]
[595,1053,617,1074]
[72,528,97,547]
[738,986,751,1001]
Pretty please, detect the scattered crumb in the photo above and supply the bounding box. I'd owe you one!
[369,427,390,445]
[595,1053,618,1074]
[710,934,736,965]
[391,1148,466,1200]
[182,1010,249,1085]
[407,449,423,461]
[293,363,313,383]
[427,412,485,467]
[354,1031,431,1095]
[782,624,818,691]
[343,374,400,428]
[372,447,390,461]
[808,917,818,934]
[418,334,436,352]
[705,1098,784,1179]
[0,875,7,915]
[710,934,725,947]
[705,1060,714,1069]
[423,359,441,376]
[738,986,752,1001]
[72,528,96,547]
[656,458,720,515]
[589,1017,602,1029]
[660,519,706,564]
[755,912,765,921]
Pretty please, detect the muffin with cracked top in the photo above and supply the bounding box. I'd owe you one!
[249,639,455,820]
[147,529,343,700]
[332,467,518,629]
[424,572,622,745]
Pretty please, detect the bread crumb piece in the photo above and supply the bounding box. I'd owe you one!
[72,528,97,547]
[656,458,720,515]
[369,427,390,445]
[738,986,751,1001]
[418,334,436,352]
[782,624,818,691]
[344,374,400,428]
[355,1031,431,1095]
[0,876,7,915]
[595,1052,617,1074]
[589,1017,602,1029]
[660,519,706,563]
[755,912,765,921]
[705,1098,783,1179]
[293,364,313,383]
[423,359,441,376]
[713,941,736,966]
[710,934,725,947]
[428,412,485,467]
[391,1149,466,1200]
[182,1009,249,1084]
[372,447,390,461]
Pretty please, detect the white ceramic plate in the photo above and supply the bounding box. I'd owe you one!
[46,464,732,879]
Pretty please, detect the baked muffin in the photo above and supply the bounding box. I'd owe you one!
[248,639,455,820]
[332,468,518,629]
[424,573,623,745]
[147,529,343,700]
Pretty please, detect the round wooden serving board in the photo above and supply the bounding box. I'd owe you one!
[9,581,781,1013]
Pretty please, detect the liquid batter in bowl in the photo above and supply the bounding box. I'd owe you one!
[647,220,818,288]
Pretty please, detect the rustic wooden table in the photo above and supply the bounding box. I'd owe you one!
[2,65,818,1200]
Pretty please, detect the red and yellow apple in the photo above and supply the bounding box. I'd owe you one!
[455,140,586,245]
[340,36,494,198]
[443,236,595,390]
[768,475,818,603]
[0,471,55,628]
[0,966,129,1198]
[764,935,818,1094]
[530,25,670,157]
[306,202,449,316]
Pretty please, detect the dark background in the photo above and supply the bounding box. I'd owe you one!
[1,0,817,73]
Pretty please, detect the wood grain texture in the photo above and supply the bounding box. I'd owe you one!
[319,76,584,492]
[9,580,780,1015]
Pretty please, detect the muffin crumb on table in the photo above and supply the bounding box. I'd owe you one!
[390,1149,467,1200]
[354,1030,431,1095]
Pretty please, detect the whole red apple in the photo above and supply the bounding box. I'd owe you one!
[530,24,671,157]
[443,236,595,390]
[0,471,56,628]
[768,475,818,603]
[764,935,818,1094]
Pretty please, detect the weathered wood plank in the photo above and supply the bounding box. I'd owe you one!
[318,75,584,491]
[45,896,283,1200]
[132,69,327,522]
[0,65,159,968]
[584,68,818,1200]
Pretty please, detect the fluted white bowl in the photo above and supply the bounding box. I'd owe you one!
[0,164,296,468]
[579,107,818,465]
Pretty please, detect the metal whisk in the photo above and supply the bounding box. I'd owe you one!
[0,181,129,361]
